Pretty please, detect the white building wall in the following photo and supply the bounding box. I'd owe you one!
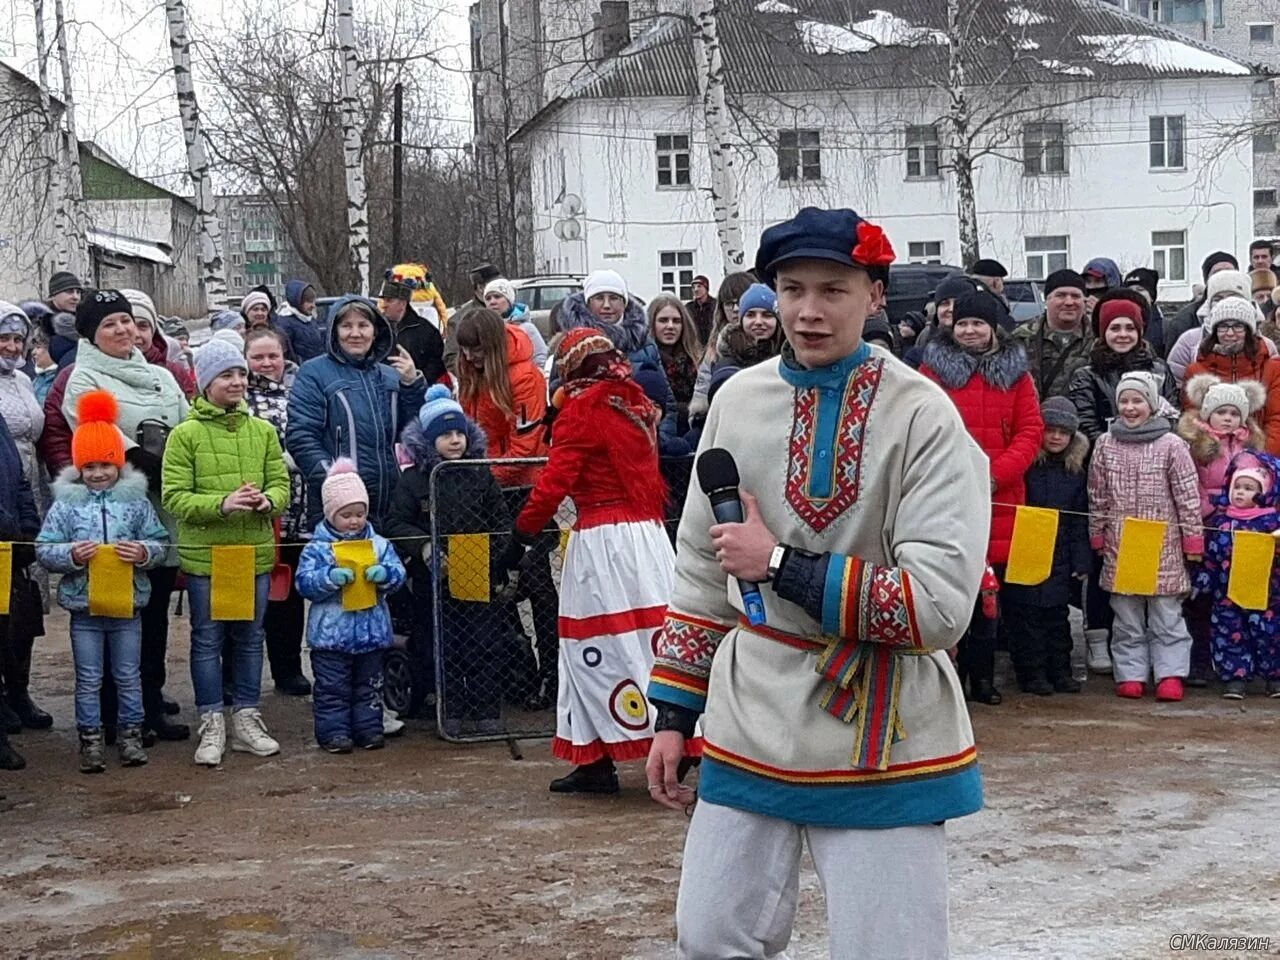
[526,77,1254,303]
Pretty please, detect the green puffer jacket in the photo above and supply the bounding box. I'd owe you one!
[161,397,290,575]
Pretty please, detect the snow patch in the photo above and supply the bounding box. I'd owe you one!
[755,0,797,12]
[1017,38,1041,51]
[796,10,947,55]
[1080,34,1252,75]
[1040,58,1095,77]
[1007,5,1050,26]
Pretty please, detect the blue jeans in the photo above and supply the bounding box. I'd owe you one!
[71,613,143,729]
[187,573,269,714]
[311,649,386,746]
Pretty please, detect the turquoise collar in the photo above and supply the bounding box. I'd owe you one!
[779,341,872,389]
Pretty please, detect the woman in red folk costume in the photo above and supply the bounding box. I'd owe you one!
[503,329,684,794]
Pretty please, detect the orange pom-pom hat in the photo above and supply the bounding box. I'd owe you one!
[72,389,126,470]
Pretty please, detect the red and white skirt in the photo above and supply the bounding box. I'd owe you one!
[553,519,674,765]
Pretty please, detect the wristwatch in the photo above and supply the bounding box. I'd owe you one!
[765,543,789,582]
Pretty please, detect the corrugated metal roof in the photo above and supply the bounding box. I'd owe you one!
[555,0,1259,104]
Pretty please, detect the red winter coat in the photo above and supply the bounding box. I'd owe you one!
[142,334,196,398]
[37,365,74,474]
[920,328,1044,564]
[461,324,549,488]
[515,377,666,540]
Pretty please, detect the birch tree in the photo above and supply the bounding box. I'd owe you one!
[691,0,745,272]
[31,0,65,273]
[944,0,980,267]
[165,0,228,312]
[336,0,371,296]
[53,0,89,277]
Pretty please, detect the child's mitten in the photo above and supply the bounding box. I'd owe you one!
[365,564,389,584]
[329,566,355,587]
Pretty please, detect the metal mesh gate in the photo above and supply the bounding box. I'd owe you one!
[426,455,694,743]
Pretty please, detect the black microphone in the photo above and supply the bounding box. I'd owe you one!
[697,447,767,626]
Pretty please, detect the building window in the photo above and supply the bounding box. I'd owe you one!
[1151,230,1187,282]
[907,241,944,264]
[1022,122,1066,175]
[1025,235,1069,280]
[905,125,941,179]
[1250,23,1275,43]
[655,134,691,188]
[659,251,695,300]
[231,253,242,266]
[778,129,821,182]
[232,275,244,289]
[1256,189,1279,208]
[231,208,241,220]
[1149,115,1186,169]
[1256,133,1277,153]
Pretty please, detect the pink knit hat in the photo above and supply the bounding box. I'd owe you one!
[321,458,368,525]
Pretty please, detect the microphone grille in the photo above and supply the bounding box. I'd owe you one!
[696,447,740,494]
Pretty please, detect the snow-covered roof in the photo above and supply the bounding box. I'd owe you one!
[527,0,1260,115]
[87,228,174,267]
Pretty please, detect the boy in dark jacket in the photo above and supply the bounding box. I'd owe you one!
[385,385,514,737]
[1001,397,1091,695]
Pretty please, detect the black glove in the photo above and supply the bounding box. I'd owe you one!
[497,535,531,576]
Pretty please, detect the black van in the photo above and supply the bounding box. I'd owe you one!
[886,263,964,324]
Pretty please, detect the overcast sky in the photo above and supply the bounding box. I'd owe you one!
[2,0,473,187]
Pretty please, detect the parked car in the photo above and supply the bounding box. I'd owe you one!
[1004,278,1046,325]
[510,275,584,341]
[886,263,964,324]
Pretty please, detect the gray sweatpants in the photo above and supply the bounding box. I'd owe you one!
[675,800,949,960]
[1109,594,1191,683]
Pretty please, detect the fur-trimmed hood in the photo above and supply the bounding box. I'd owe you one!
[1036,431,1089,474]
[400,416,488,471]
[557,292,650,355]
[715,320,784,370]
[50,464,149,505]
[1176,409,1266,466]
[920,324,1029,391]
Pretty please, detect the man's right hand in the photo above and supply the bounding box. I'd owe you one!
[645,731,694,811]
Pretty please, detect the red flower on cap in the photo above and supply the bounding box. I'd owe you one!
[852,221,896,268]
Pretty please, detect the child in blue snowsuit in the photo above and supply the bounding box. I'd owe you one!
[1194,451,1280,700]
[296,459,406,752]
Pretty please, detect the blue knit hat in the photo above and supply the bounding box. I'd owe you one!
[739,283,778,317]
[418,383,467,445]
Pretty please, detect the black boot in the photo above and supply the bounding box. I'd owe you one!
[0,698,20,736]
[144,714,190,741]
[274,675,312,697]
[162,697,181,716]
[550,758,619,795]
[5,642,52,730]
[1018,673,1054,696]
[0,729,25,770]
[969,679,1003,705]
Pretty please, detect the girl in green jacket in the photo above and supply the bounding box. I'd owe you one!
[161,338,290,768]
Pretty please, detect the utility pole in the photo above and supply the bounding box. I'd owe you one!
[392,82,403,264]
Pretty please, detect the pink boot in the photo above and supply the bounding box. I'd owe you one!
[1155,677,1184,702]
[1115,681,1145,699]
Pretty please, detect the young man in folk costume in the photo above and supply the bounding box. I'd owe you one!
[646,208,991,959]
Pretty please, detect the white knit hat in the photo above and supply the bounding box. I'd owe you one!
[241,290,271,314]
[483,278,516,307]
[1200,379,1264,420]
[1198,270,1253,325]
[1208,296,1260,336]
[1115,370,1161,413]
[583,269,628,302]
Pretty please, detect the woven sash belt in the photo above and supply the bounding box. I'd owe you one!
[738,617,931,772]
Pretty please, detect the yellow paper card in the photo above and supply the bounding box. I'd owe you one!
[448,534,491,603]
[211,545,256,621]
[0,543,12,616]
[1004,506,1060,586]
[333,539,378,612]
[88,546,134,618]
[1228,530,1275,611]
[1111,519,1167,596]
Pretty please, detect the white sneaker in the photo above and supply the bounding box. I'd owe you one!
[230,708,280,757]
[382,708,405,738]
[194,711,226,767]
[1085,630,1112,674]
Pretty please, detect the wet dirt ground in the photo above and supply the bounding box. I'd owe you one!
[2,610,1279,960]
